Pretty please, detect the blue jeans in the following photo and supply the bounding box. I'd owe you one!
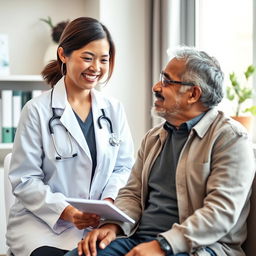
[64,235,216,256]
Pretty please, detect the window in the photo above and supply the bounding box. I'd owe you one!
[196,0,253,116]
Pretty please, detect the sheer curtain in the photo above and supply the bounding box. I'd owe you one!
[150,0,195,126]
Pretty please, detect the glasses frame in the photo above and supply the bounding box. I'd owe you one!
[160,71,195,87]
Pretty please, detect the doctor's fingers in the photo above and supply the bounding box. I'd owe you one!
[74,212,101,221]
[74,212,100,223]
[74,218,100,230]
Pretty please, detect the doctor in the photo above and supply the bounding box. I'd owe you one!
[6,17,134,256]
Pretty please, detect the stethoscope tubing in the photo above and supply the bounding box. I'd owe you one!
[48,88,121,160]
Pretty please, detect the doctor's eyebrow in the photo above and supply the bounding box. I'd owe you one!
[81,51,110,58]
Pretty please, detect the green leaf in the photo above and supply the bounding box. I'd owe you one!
[40,16,54,29]
[245,65,256,80]
[244,106,256,116]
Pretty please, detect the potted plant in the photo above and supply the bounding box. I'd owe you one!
[226,64,256,131]
[40,16,69,65]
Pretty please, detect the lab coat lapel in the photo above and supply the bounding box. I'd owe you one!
[91,89,109,170]
[51,79,91,157]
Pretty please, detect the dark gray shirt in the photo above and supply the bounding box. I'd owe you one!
[135,113,205,238]
[74,109,97,182]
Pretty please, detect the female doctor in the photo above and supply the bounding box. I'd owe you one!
[6,17,134,256]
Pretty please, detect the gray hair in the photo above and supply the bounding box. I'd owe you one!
[173,47,224,108]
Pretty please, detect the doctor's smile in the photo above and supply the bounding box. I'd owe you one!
[82,72,100,82]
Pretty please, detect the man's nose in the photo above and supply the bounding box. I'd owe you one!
[152,81,162,92]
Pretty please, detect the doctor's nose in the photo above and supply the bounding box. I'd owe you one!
[89,60,100,72]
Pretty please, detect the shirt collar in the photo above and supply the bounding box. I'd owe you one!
[164,112,206,133]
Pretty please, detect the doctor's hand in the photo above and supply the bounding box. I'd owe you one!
[60,205,101,229]
[77,224,121,256]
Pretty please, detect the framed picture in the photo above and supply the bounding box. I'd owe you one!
[0,34,10,75]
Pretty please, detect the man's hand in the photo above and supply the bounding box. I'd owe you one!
[125,240,165,256]
[77,224,120,256]
[60,205,100,229]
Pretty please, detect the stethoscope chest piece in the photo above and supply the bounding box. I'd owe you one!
[98,109,121,147]
[109,133,121,147]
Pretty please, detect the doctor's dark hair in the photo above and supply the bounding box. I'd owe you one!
[174,47,224,108]
[41,17,115,87]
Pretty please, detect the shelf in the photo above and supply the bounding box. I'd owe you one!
[0,143,12,149]
[0,75,43,82]
[0,75,50,90]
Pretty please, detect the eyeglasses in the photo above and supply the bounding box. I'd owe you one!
[160,71,195,87]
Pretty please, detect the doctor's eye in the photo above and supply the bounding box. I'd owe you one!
[101,58,109,64]
[82,57,93,62]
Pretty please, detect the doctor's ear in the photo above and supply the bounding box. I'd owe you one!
[57,47,66,63]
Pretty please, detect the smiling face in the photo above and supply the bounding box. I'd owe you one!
[152,58,195,125]
[58,38,110,92]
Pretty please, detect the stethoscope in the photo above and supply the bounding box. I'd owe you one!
[97,109,121,147]
[48,89,121,160]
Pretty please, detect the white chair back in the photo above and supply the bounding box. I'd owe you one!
[4,153,15,222]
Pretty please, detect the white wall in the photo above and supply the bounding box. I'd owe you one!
[0,0,97,75]
[99,0,151,152]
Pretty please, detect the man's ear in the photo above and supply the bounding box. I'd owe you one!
[57,47,66,63]
[187,86,202,104]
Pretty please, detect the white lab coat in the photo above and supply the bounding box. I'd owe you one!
[6,78,134,256]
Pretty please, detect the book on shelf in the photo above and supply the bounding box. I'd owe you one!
[12,90,22,138]
[0,89,43,143]
[1,90,13,143]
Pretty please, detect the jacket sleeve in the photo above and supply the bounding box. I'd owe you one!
[161,125,255,254]
[100,102,135,200]
[9,101,71,234]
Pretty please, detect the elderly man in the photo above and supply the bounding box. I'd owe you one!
[65,47,255,256]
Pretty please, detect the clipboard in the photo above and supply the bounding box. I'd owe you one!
[66,197,135,224]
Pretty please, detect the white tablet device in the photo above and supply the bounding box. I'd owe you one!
[66,197,135,224]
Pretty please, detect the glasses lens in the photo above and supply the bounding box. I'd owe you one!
[160,72,167,87]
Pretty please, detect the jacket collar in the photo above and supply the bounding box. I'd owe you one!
[192,108,219,138]
[152,108,219,139]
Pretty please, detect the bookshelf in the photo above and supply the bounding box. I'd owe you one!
[0,75,50,164]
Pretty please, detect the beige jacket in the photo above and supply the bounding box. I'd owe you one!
[114,109,255,256]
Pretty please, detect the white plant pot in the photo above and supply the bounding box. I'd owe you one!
[43,43,58,66]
